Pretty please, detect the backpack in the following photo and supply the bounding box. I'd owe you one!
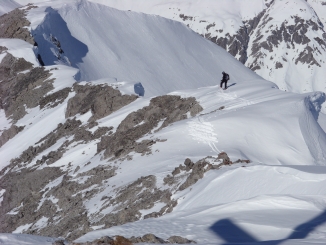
[223,73,229,81]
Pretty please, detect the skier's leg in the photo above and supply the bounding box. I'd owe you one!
[220,80,223,88]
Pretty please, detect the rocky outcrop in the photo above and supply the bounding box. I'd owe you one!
[248,13,325,71]
[0,124,25,147]
[66,84,138,122]
[0,52,53,122]
[180,10,266,65]
[68,234,195,244]
[98,95,203,160]
[0,5,36,44]
[94,175,174,229]
[0,167,64,234]
[164,153,250,192]
[40,86,71,109]
[11,118,112,166]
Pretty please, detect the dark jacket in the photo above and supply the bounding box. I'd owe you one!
[222,73,230,82]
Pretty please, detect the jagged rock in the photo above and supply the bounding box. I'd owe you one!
[247,7,325,74]
[0,52,33,81]
[11,118,111,167]
[178,159,212,191]
[70,235,132,245]
[165,154,249,192]
[98,95,203,159]
[0,52,54,121]
[52,240,65,245]
[0,7,36,44]
[66,84,138,121]
[217,152,232,165]
[0,167,63,234]
[114,236,133,245]
[96,175,173,228]
[167,236,196,244]
[141,234,166,244]
[0,124,25,147]
[40,87,71,109]
[71,234,195,244]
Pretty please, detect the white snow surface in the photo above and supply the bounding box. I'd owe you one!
[23,0,264,98]
[0,233,57,245]
[0,39,39,67]
[1,1,326,244]
[0,0,21,16]
[30,0,326,114]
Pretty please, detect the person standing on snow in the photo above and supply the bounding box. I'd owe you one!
[220,71,230,90]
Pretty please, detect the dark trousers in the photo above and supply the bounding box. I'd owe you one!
[220,80,228,89]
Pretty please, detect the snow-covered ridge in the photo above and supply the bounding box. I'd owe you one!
[1,1,326,244]
[74,0,326,113]
[26,0,263,98]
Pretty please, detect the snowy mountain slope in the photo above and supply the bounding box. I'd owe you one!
[24,0,263,98]
[1,1,326,244]
[73,0,326,113]
[245,0,326,94]
[0,0,21,16]
[78,194,326,244]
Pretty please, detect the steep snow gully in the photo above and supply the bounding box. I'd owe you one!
[1,1,326,245]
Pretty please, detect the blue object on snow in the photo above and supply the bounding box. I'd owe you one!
[134,82,145,96]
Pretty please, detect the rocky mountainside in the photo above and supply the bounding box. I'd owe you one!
[1,1,326,245]
[90,0,326,113]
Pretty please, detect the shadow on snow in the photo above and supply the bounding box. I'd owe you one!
[210,210,326,244]
[32,7,88,80]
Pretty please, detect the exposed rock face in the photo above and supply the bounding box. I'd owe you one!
[66,84,138,121]
[0,124,25,147]
[94,175,175,229]
[98,95,203,159]
[0,6,36,44]
[0,167,64,234]
[0,74,205,240]
[0,52,53,122]
[40,86,71,109]
[247,14,325,71]
[179,9,266,65]
[11,118,112,167]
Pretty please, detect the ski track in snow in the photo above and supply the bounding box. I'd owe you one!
[187,116,220,154]
[218,89,256,109]
[188,89,256,154]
